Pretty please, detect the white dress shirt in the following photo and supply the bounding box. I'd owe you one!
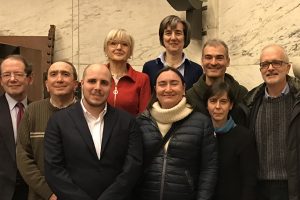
[158,52,187,76]
[81,99,107,159]
[5,93,27,142]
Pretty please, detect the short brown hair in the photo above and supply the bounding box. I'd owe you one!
[159,15,191,48]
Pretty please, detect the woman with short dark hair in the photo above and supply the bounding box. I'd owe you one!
[142,15,203,91]
[204,81,258,200]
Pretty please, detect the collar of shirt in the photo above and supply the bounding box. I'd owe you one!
[80,99,107,122]
[5,93,27,143]
[49,97,76,109]
[80,99,107,159]
[158,52,187,75]
[264,83,290,99]
[5,93,27,111]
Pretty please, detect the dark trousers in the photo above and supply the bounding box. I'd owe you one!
[257,180,289,200]
[12,171,28,200]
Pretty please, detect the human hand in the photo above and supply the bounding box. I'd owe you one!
[49,194,57,200]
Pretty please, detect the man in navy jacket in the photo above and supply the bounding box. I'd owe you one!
[44,64,143,200]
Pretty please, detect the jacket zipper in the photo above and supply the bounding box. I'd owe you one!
[140,114,169,200]
[113,84,118,107]
[160,152,167,200]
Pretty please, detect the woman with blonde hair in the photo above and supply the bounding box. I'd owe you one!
[103,28,151,115]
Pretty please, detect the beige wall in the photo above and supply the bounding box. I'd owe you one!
[1,0,300,89]
[217,0,300,89]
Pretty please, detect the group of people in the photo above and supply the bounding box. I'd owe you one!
[0,14,299,200]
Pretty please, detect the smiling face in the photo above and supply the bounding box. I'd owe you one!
[45,61,78,99]
[106,38,131,62]
[0,58,33,101]
[104,29,133,63]
[207,92,233,128]
[155,70,185,109]
[260,45,290,89]
[163,22,185,54]
[202,44,230,85]
[81,64,111,113]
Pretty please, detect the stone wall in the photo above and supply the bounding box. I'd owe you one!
[1,0,300,89]
[217,0,300,89]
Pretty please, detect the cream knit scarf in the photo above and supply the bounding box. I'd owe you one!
[150,97,193,150]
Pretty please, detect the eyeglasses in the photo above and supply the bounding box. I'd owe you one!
[259,60,289,70]
[0,72,27,80]
[108,40,129,48]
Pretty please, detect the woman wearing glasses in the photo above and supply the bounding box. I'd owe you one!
[103,28,151,115]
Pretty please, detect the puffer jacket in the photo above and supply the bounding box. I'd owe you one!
[244,75,300,200]
[135,110,217,200]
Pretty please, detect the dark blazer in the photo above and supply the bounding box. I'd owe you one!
[142,58,203,91]
[0,94,19,199]
[44,102,143,200]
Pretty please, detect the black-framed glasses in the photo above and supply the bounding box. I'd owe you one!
[0,72,27,80]
[259,60,289,70]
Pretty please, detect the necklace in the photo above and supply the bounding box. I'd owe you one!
[112,73,124,80]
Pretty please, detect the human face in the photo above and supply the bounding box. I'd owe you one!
[81,64,111,112]
[163,22,185,54]
[260,45,290,88]
[45,62,78,98]
[155,70,185,109]
[207,92,233,128]
[0,58,32,101]
[106,38,131,62]
[202,45,230,82]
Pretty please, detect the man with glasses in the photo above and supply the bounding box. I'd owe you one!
[187,39,248,125]
[0,55,33,200]
[17,61,78,200]
[245,44,300,200]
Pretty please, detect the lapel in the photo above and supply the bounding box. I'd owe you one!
[100,105,115,156]
[68,102,98,158]
[0,95,16,160]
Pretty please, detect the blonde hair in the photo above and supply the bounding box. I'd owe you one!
[103,28,134,57]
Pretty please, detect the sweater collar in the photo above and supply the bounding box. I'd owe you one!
[150,97,193,124]
[264,83,289,99]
